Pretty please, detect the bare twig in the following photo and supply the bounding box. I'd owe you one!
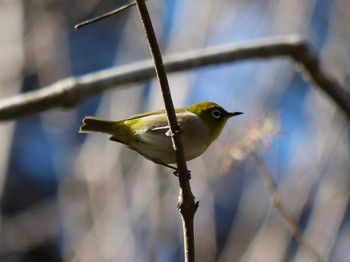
[74,1,148,29]
[0,35,349,121]
[134,1,197,261]
[252,152,323,262]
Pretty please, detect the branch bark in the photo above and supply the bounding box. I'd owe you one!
[0,35,349,121]
[134,1,197,261]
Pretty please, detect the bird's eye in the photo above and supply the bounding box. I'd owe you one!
[211,109,222,119]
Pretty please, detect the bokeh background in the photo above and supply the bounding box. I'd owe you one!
[0,0,349,261]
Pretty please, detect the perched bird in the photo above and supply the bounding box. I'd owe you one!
[79,101,242,169]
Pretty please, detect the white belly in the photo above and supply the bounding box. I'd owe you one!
[128,112,209,164]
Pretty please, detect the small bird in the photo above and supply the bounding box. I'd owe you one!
[79,101,242,169]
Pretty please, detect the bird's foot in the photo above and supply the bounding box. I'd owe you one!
[173,169,191,180]
[165,124,183,137]
[156,161,191,180]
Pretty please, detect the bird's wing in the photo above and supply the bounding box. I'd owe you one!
[123,110,191,139]
[149,125,171,136]
[122,107,187,121]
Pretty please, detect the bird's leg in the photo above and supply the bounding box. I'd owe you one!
[156,161,191,180]
[173,169,191,180]
[157,162,177,170]
[158,124,189,179]
[165,123,183,137]
[174,123,184,134]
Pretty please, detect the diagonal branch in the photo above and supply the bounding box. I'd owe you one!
[0,35,349,121]
[74,0,148,29]
[74,1,139,29]
[252,153,323,262]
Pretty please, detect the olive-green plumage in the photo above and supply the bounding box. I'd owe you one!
[79,101,242,167]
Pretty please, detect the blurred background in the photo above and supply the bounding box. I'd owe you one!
[0,0,349,261]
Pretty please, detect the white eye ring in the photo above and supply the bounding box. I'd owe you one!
[211,109,221,119]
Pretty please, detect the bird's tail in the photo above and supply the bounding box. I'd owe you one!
[79,117,116,135]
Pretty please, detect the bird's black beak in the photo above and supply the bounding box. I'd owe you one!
[228,112,243,117]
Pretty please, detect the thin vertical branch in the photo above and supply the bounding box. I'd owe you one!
[134,1,198,262]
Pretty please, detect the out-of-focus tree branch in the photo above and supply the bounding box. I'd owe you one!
[252,153,323,262]
[0,35,349,121]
